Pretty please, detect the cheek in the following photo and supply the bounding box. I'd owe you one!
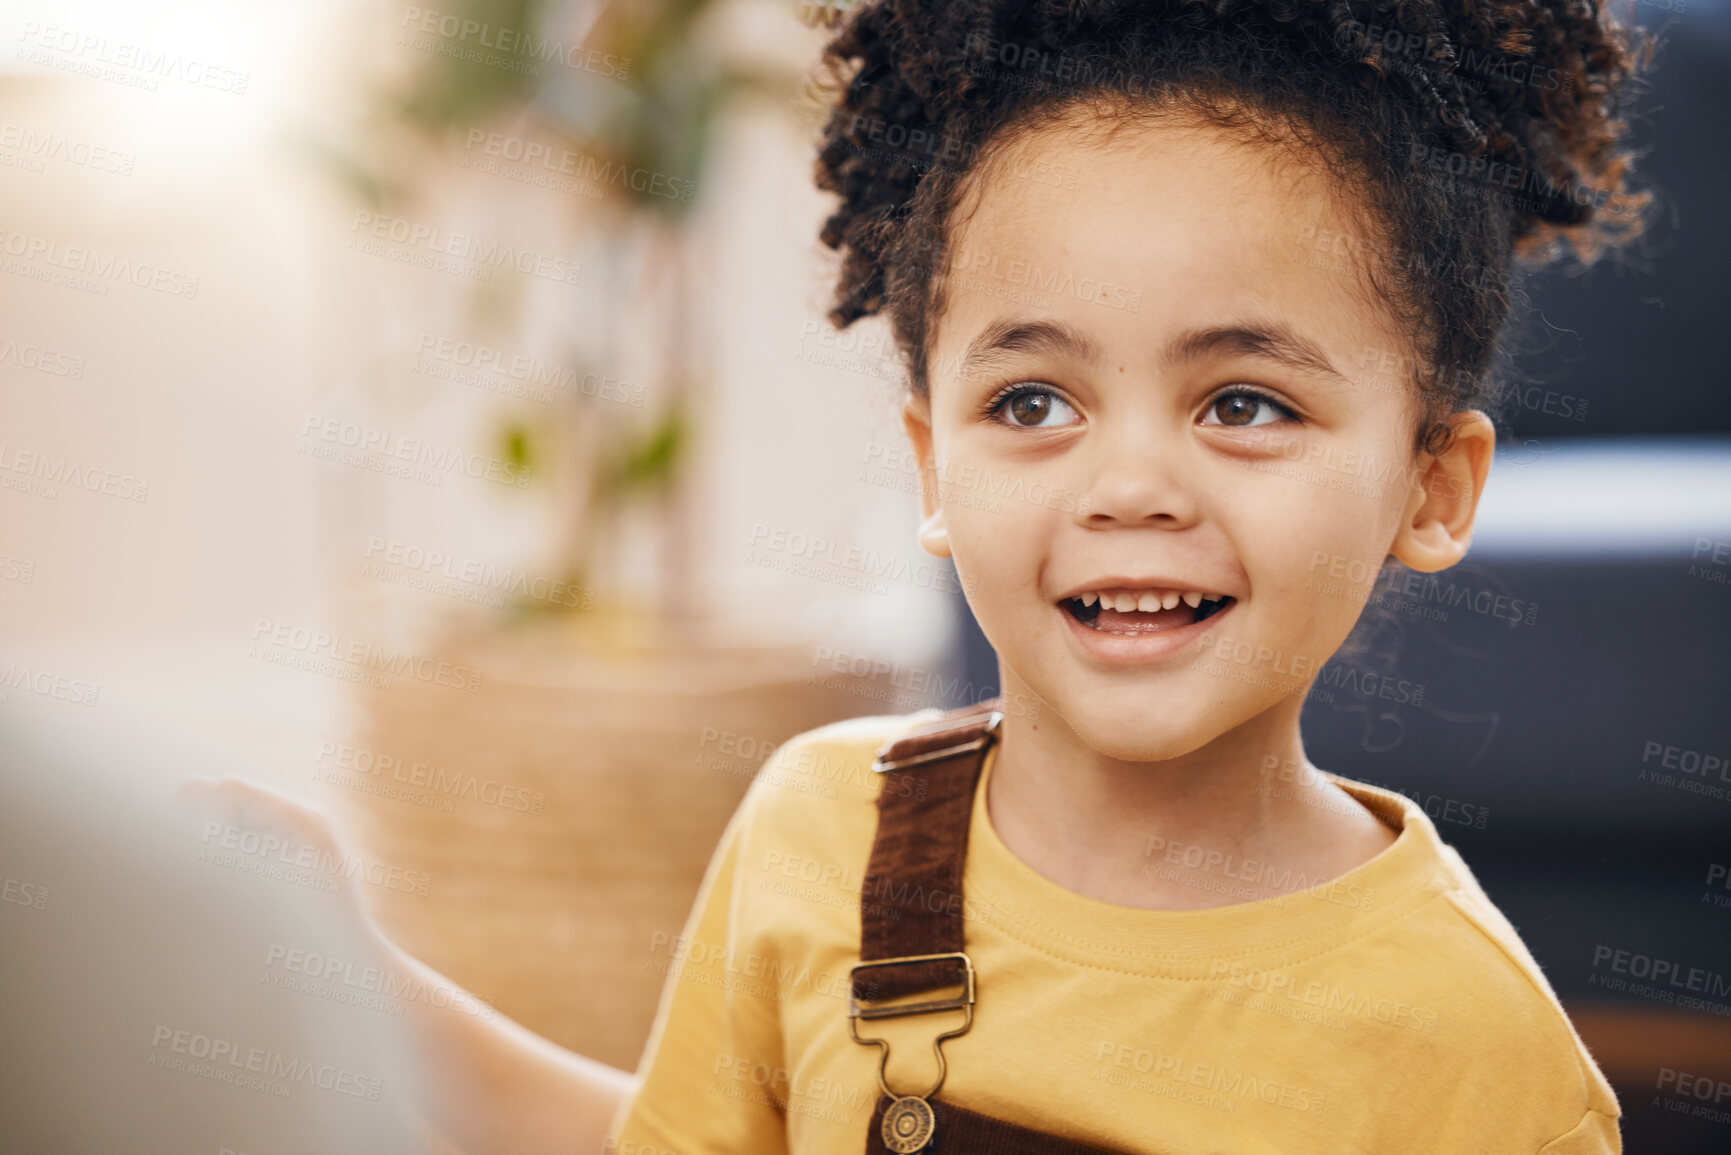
[937,492,1063,650]
[943,496,1042,590]
[1242,478,1388,605]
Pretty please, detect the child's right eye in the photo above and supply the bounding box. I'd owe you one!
[986,384,1081,429]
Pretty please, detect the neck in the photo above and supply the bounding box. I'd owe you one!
[985,666,1350,909]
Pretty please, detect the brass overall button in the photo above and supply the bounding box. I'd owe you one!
[882,1094,936,1153]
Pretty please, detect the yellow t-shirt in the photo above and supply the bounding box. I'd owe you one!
[607,711,1620,1154]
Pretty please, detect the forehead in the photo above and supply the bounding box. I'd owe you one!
[932,114,1402,375]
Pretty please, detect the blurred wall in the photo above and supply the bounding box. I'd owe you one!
[0,0,957,785]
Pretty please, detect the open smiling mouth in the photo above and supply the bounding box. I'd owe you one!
[1062,588,1235,634]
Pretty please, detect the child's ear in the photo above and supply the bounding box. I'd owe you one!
[900,396,951,558]
[901,396,941,521]
[1390,409,1497,573]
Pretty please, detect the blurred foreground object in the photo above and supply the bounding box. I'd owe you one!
[0,706,428,1154]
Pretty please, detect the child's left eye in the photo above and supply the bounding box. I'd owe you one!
[1200,388,1296,428]
[989,384,1081,428]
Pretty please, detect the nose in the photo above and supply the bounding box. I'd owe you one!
[1076,424,1202,530]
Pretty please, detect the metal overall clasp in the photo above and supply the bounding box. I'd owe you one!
[847,951,975,1153]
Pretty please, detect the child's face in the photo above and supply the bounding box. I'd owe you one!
[908,114,1484,761]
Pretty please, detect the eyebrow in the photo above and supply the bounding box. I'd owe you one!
[1164,323,1345,381]
[953,316,1344,384]
[956,318,1101,384]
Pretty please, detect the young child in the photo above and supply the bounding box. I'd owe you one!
[605,0,1652,1145]
[193,0,1650,1150]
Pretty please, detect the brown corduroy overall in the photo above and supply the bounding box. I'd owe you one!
[847,701,1127,1155]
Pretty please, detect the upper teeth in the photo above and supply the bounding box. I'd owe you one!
[1076,589,1226,611]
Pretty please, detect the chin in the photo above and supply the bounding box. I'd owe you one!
[1045,692,1231,764]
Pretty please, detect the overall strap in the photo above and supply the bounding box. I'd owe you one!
[853,700,1004,1002]
[852,701,1124,1155]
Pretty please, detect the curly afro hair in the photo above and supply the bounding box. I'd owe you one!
[807,0,1653,443]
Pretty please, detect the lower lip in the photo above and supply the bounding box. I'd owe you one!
[1059,600,1236,666]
